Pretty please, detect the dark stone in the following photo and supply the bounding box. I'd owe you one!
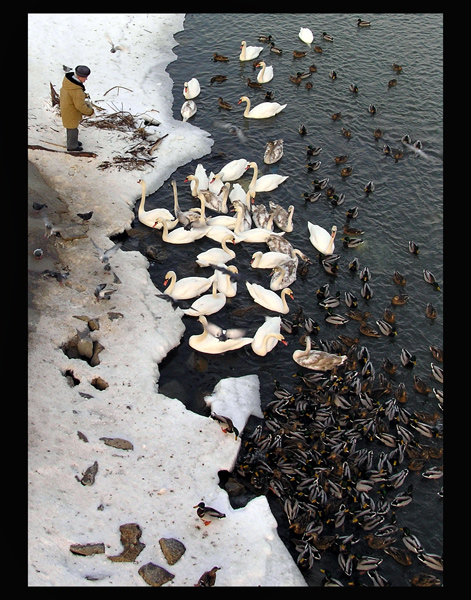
[159,537,186,565]
[138,562,175,587]
[70,542,105,556]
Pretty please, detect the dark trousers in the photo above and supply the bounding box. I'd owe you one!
[66,128,81,151]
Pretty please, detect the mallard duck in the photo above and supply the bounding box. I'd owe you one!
[210,413,240,438]
[264,90,275,100]
[293,50,306,58]
[322,257,339,274]
[361,282,373,299]
[392,63,403,72]
[409,573,442,587]
[195,566,221,587]
[364,534,396,550]
[368,104,377,114]
[408,240,420,254]
[307,145,322,156]
[332,112,342,120]
[383,144,392,155]
[374,128,383,139]
[384,546,413,566]
[344,291,357,307]
[423,269,440,290]
[346,309,370,322]
[325,185,336,198]
[391,293,409,306]
[348,257,360,271]
[218,97,232,110]
[193,502,226,526]
[343,224,364,236]
[413,375,431,395]
[346,205,359,219]
[312,177,329,189]
[357,18,371,27]
[417,552,443,572]
[258,34,273,43]
[383,307,395,324]
[264,138,284,164]
[314,45,323,53]
[213,52,229,62]
[322,32,334,42]
[393,148,404,161]
[382,357,397,375]
[359,321,380,337]
[349,83,359,93]
[325,312,349,326]
[401,348,416,368]
[308,63,318,72]
[329,70,337,79]
[299,124,307,135]
[340,166,353,177]
[246,77,262,88]
[289,72,302,84]
[414,140,423,149]
[330,193,345,206]
[425,302,437,319]
[301,191,322,202]
[376,319,397,336]
[343,236,364,248]
[306,160,321,171]
[359,266,371,281]
[364,180,375,193]
[342,127,351,138]
[391,484,413,508]
[429,345,443,362]
[334,154,348,164]
[210,75,227,84]
[394,382,407,403]
[270,42,283,54]
[393,270,406,285]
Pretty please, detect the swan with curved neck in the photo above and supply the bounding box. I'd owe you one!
[246,282,294,314]
[292,335,347,371]
[185,175,228,214]
[251,316,286,356]
[182,280,226,317]
[238,96,287,119]
[189,316,253,354]
[171,179,203,229]
[269,202,295,232]
[308,222,337,255]
[246,161,289,193]
[251,250,292,269]
[137,179,177,229]
[269,259,298,291]
[196,234,236,267]
[156,212,207,244]
[213,264,238,297]
[163,270,214,300]
[239,40,263,62]
[256,61,274,83]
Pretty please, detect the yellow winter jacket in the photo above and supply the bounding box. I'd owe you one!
[59,73,94,129]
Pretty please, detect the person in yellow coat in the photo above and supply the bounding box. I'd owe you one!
[60,65,94,151]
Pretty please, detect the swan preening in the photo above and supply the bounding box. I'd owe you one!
[251,316,287,356]
[246,282,294,314]
[238,96,287,119]
[183,78,200,99]
[293,336,347,371]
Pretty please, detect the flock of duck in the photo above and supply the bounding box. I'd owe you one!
[136,18,442,586]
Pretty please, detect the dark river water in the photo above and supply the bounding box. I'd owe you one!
[124,13,443,587]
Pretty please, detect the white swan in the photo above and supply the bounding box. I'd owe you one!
[251,316,286,356]
[232,198,253,232]
[269,202,295,232]
[211,159,249,182]
[246,282,294,314]
[238,96,287,119]
[163,270,214,300]
[187,164,209,196]
[234,227,284,244]
[196,234,236,267]
[182,280,226,316]
[292,335,347,371]
[239,40,263,61]
[181,100,197,122]
[189,316,253,354]
[156,214,207,244]
[183,78,200,99]
[256,61,274,83]
[246,161,289,192]
[185,174,228,214]
[137,179,177,230]
[299,27,314,45]
[213,264,238,297]
[308,222,337,255]
[251,250,292,269]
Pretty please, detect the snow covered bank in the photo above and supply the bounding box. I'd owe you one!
[28,13,306,586]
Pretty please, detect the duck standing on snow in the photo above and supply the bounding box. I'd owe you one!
[193,502,226,526]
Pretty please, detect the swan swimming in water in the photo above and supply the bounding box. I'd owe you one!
[308,222,337,255]
[163,270,214,300]
[239,40,264,61]
[246,282,294,314]
[299,27,314,45]
[211,158,249,183]
[256,61,274,83]
[246,161,289,193]
[181,100,197,122]
[251,316,287,356]
[292,335,347,371]
[183,78,200,99]
[189,316,253,354]
[182,280,226,317]
[238,96,287,119]
[137,179,177,230]
[195,234,236,267]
